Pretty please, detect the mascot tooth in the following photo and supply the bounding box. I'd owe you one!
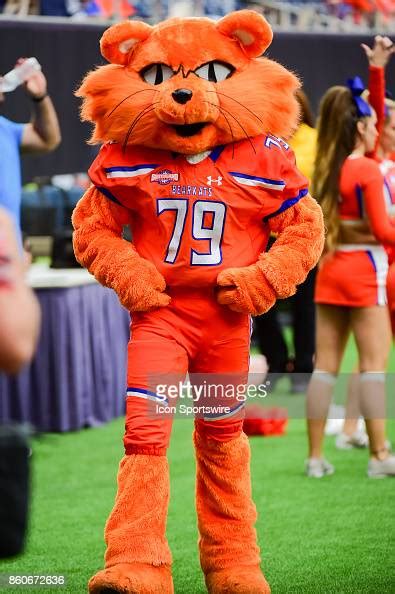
[73,10,324,594]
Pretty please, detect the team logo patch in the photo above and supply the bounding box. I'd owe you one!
[151,170,179,185]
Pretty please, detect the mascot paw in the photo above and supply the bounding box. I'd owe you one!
[205,566,270,594]
[88,563,174,594]
[120,259,171,312]
[124,288,171,312]
[216,267,276,316]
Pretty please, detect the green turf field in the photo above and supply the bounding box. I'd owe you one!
[1,339,394,593]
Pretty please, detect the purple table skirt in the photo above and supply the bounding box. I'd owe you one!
[0,284,130,432]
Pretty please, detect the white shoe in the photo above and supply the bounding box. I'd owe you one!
[335,431,369,450]
[306,458,335,478]
[368,454,395,478]
[336,432,391,451]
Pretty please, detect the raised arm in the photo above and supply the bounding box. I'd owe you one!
[363,35,395,156]
[367,65,385,142]
[72,186,170,311]
[217,195,324,315]
[19,61,61,154]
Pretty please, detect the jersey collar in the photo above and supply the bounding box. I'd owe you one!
[172,145,225,165]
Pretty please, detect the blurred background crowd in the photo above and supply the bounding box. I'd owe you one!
[0,0,394,31]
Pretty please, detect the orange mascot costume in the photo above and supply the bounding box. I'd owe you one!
[72,10,324,594]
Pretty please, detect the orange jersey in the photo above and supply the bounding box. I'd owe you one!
[338,155,395,246]
[89,135,308,288]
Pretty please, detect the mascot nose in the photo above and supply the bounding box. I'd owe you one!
[172,89,193,105]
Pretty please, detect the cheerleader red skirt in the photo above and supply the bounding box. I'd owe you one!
[315,245,388,307]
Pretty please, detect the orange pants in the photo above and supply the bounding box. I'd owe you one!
[124,288,251,455]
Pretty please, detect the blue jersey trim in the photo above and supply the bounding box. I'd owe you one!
[126,386,168,404]
[209,146,225,162]
[366,250,378,305]
[384,178,395,205]
[95,186,123,206]
[228,171,285,186]
[104,164,158,173]
[355,184,364,218]
[127,387,162,398]
[263,188,308,222]
[366,250,377,272]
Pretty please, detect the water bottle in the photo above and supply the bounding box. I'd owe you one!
[0,58,42,93]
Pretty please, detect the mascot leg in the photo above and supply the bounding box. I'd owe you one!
[89,326,188,594]
[88,453,173,594]
[194,420,270,594]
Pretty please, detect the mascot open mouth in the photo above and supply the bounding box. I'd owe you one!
[171,122,208,137]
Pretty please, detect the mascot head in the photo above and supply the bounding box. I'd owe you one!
[77,10,300,154]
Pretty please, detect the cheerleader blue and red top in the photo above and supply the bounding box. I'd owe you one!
[339,155,395,245]
[315,156,395,308]
[88,134,309,289]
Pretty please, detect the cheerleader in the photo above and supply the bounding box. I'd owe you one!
[306,76,395,478]
[338,37,395,449]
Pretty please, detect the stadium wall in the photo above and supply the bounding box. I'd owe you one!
[0,17,393,180]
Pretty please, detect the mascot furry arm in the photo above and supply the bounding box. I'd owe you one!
[217,196,323,314]
[73,187,323,314]
[73,186,170,311]
[72,10,324,315]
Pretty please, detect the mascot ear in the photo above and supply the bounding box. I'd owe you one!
[100,20,153,65]
[216,10,273,58]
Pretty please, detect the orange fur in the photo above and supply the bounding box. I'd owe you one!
[217,195,325,315]
[194,431,271,594]
[259,194,325,297]
[72,187,170,311]
[88,455,173,594]
[74,11,325,594]
[76,11,300,155]
[89,565,173,594]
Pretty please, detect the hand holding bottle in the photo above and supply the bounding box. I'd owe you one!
[20,58,48,100]
[0,58,47,98]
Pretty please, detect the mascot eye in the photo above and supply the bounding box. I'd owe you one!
[194,61,234,83]
[141,64,174,85]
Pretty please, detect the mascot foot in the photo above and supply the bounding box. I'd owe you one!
[88,563,174,594]
[205,566,270,594]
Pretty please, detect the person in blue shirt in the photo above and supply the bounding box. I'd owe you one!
[0,61,58,561]
[0,206,41,558]
[0,59,61,233]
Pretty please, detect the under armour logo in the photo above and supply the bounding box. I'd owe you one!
[207,175,222,186]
